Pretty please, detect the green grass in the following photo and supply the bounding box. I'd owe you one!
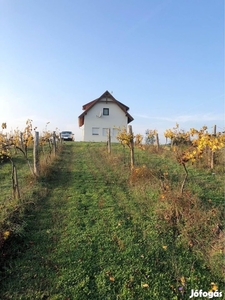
[0,144,60,235]
[0,142,224,299]
[131,145,225,205]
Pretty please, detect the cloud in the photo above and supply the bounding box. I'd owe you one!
[133,113,150,119]
[159,113,224,123]
[133,113,224,123]
[134,112,224,123]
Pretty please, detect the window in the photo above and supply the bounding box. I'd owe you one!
[103,108,109,115]
[112,128,119,137]
[102,128,109,136]
[92,127,99,135]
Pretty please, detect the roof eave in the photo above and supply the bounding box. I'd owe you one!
[127,114,134,124]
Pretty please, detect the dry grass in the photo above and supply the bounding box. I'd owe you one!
[38,145,63,177]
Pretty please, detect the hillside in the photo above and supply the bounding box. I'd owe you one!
[0,142,224,300]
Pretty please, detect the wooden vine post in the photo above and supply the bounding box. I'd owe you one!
[156,133,159,152]
[20,132,24,151]
[107,128,111,154]
[210,125,216,169]
[53,131,56,156]
[12,161,20,199]
[33,131,39,176]
[128,125,134,169]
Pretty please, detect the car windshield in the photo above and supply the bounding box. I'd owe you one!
[62,131,72,134]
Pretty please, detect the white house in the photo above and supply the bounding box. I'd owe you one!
[78,91,134,142]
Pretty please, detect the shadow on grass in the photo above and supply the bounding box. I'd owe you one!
[0,144,75,286]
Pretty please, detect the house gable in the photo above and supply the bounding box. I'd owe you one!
[78,91,134,127]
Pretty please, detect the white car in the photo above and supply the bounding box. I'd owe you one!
[60,131,74,141]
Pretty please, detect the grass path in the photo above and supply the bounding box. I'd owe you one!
[0,143,220,300]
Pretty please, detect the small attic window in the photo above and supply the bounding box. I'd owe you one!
[103,108,109,115]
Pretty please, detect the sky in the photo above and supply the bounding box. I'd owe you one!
[0,0,224,142]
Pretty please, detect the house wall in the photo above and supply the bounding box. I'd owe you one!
[83,99,128,142]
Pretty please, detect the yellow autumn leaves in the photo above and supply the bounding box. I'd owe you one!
[0,120,60,159]
[0,120,34,153]
[117,123,225,164]
[116,127,158,150]
[116,127,134,148]
[210,282,218,292]
[1,123,7,130]
[3,230,10,240]
[165,124,225,164]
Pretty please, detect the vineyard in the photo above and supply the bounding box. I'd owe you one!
[0,122,224,299]
[0,120,61,249]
